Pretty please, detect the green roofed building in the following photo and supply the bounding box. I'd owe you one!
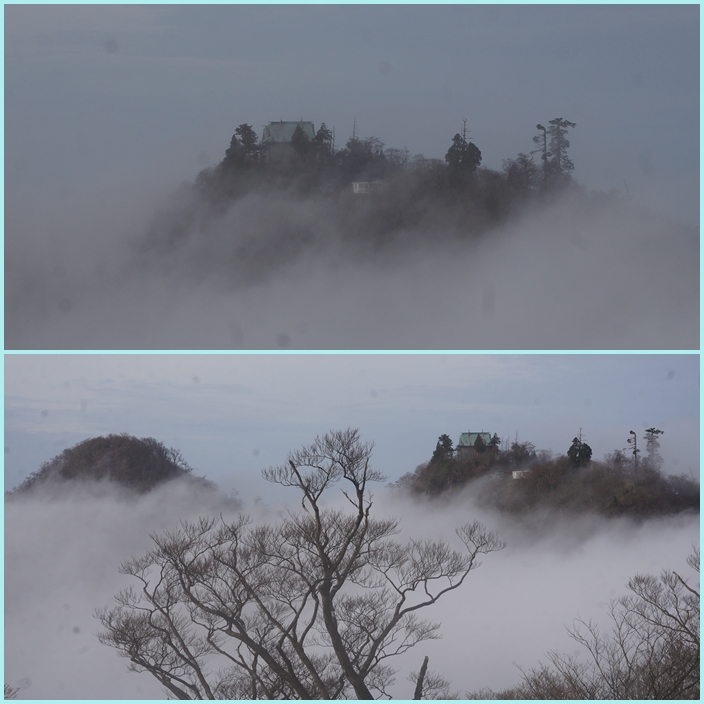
[260,120,316,166]
[456,430,493,460]
[261,120,315,144]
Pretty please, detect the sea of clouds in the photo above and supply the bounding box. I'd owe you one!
[5,181,698,350]
[5,477,699,699]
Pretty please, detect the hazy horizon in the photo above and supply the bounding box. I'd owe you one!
[5,354,699,497]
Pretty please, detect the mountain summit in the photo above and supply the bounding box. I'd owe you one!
[11,434,211,494]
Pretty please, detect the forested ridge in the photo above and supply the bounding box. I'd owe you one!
[195,117,577,200]
[141,117,594,262]
[9,426,698,517]
[396,429,699,517]
[8,434,215,495]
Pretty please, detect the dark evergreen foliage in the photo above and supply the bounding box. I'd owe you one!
[644,427,665,470]
[473,434,487,454]
[546,117,577,181]
[190,116,577,214]
[502,153,540,194]
[567,436,592,467]
[444,132,482,183]
[531,118,577,188]
[432,434,455,462]
[290,124,310,155]
[234,123,260,165]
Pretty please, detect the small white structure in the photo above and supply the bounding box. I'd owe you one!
[512,469,531,479]
[352,181,371,194]
[352,179,385,194]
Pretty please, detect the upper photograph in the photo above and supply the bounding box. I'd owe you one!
[5,4,699,350]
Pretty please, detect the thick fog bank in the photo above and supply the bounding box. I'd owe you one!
[4,480,698,699]
[381,489,699,696]
[4,480,243,700]
[5,186,698,349]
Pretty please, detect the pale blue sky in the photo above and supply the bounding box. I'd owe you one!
[5,353,699,497]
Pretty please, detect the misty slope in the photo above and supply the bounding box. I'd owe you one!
[5,182,698,349]
[4,479,245,700]
[4,481,699,699]
[9,434,216,496]
[400,446,700,518]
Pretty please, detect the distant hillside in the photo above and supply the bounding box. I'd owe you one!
[396,434,699,517]
[10,434,214,495]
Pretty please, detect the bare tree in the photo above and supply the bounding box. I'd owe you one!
[97,429,504,699]
[471,548,700,699]
[4,684,19,700]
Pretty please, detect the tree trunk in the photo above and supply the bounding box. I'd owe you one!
[319,584,375,699]
[413,656,429,700]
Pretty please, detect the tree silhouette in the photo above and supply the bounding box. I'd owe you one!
[445,130,482,183]
[567,436,593,467]
[532,118,576,188]
[644,427,664,469]
[472,550,700,699]
[11,434,203,494]
[234,123,260,165]
[97,429,504,699]
[532,124,551,184]
[431,434,455,462]
[627,430,641,471]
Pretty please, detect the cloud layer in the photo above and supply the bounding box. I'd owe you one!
[5,478,699,699]
[5,184,698,350]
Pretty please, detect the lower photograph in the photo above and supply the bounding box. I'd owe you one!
[4,353,700,700]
